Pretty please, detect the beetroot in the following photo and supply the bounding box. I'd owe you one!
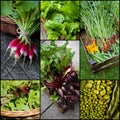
[44,65,80,110]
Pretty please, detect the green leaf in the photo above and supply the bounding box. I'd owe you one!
[50,91,60,101]
[51,13,64,23]
[1,1,14,16]
[47,31,60,40]
[14,1,39,12]
[41,41,75,81]
[1,80,40,111]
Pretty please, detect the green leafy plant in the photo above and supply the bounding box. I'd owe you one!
[41,41,80,110]
[80,1,119,63]
[41,41,75,82]
[1,80,40,111]
[41,1,80,40]
[1,1,40,65]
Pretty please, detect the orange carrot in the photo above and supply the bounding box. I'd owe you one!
[103,43,108,52]
[106,39,112,48]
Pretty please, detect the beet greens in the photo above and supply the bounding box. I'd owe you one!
[41,41,79,110]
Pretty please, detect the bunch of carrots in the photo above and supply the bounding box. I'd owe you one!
[86,34,119,54]
[99,35,119,53]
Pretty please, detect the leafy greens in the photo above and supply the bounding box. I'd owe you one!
[1,80,40,111]
[41,41,75,82]
[41,1,80,40]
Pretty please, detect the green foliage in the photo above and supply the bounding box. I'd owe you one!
[1,80,40,111]
[1,1,14,17]
[41,1,80,40]
[50,91,60,101]
[80,41,119,79]
[80,1,117,40]
[1,1,40,44]
[41,41,75,82]
[111,1,119,21]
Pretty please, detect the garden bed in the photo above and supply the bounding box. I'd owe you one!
[80,1,119,73]
[80,31,119,73]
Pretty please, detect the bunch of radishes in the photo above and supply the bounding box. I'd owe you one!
[44,65,80,110]
[4,38,37,66]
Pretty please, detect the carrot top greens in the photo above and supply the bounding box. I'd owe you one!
[80,1,119,63]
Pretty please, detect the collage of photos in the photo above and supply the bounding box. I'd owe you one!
[0,1,119,120]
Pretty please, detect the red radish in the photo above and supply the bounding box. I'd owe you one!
[29,45,34,59]
[20,43,29,68]
[14,41,23,51]
[11,42,23,66]
[31,44,38,56]
[13,48,21,66]
[20,44,29,56]
[14,49,21,59]
[28,44,37,64]
[3,37,38,66]
[10,41,23,59]
[4,38,20,58]
[29,44,35,65]
[3,38,20,64]
[7,38,20,51]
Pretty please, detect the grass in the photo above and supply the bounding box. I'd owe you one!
[80,41,119,80]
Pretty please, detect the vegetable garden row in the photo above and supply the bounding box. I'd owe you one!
[1,0,119,119]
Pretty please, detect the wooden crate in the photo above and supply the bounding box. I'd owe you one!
[80,31,119,73]
[1,15,40,37]
[1,16,18,36]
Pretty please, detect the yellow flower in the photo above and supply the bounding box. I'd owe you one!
[86,40,98,54]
